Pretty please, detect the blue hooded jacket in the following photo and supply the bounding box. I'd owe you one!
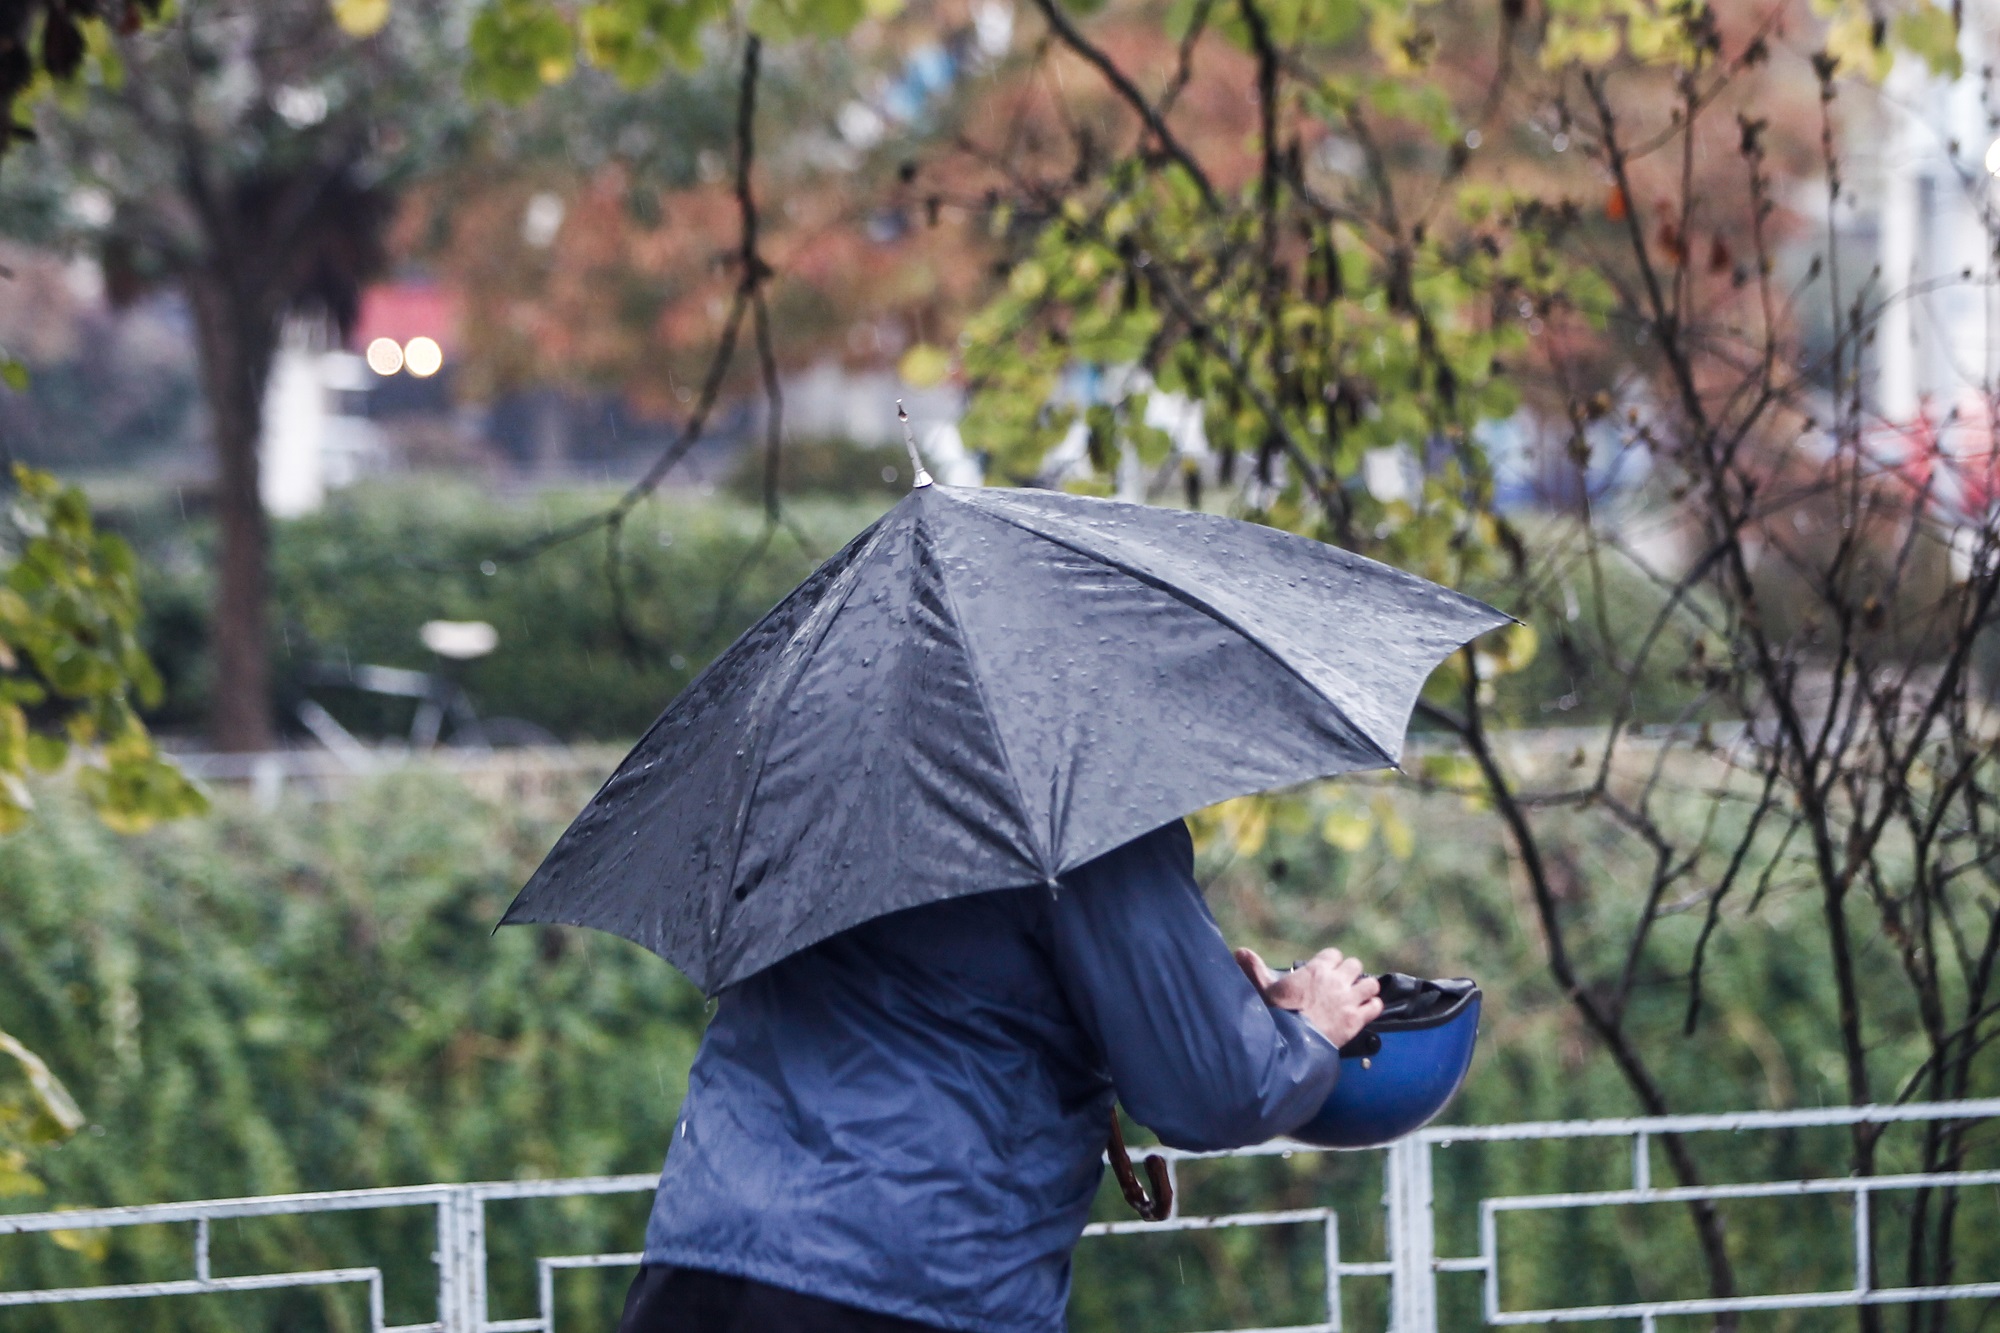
[643,820,1340,1332]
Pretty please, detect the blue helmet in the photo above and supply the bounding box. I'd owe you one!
[1286,974,1481,1150]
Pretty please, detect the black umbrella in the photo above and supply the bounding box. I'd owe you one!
[501,484,1508,993]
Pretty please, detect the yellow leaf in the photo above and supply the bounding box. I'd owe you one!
[0,1028,83,1136]
[330,0,391,37]
[1368,8,1432,74]
[1213,796,1270,857]
[898,343,951,389]
[1008,261,1048,300]
[50,1219,107,1262]
[1826,10,1892,81]
[1893,2,1962,79]
[1320,805,1371,853]
[1626,10,1680,63]
[0,1149,44,1198]
[1477,621,1538,677]
[863,0,904,16]
[538,50,575,83]
[1541,17,1621,67]
[0,770,34,816]
[1373,796,1414,860]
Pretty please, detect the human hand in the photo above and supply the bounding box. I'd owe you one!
[1234,946,1383,1048]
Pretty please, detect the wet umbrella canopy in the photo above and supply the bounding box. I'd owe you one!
[502,485,1508,994]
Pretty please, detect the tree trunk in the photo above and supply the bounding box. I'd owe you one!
[188,269,278,753]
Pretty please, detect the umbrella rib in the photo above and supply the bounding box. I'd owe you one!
[709,520,901,972]
[921,510,1058,880]
[950,495,1402,769]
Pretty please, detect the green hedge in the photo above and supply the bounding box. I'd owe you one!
[109,483,1706,747]
[115,482,888,742]
[1,770,1991,1332]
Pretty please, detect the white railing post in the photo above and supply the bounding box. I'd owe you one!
[435,1196,461,1333]
[1385,1136,1437,1333]
[435,1188,486,1333]
[465,1191,490,1330]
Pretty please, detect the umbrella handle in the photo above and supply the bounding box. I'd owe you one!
[1107,1106,1173,1222]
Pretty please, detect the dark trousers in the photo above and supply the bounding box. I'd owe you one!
[617,1264,951,1333]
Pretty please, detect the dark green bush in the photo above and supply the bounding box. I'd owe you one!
[724,435,914,503]
[109,482,888,742]
[0,771,1991,1332]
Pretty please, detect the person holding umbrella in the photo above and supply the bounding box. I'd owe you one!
[503,464,1506,1333]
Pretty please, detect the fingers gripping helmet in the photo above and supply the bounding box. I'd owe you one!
[1286,974,1482,1150]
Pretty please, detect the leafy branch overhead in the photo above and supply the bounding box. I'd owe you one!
[0,465,201,1186]
[466,0,892,100]
[0,1,159,157]
[0,1026,83,1198]
[0,467,205,835]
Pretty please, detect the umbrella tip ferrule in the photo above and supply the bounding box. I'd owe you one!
[897,401,935,489]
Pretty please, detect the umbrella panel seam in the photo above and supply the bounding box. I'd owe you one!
[708,520,902,984]
[945,490,1402,770]
[919,505,1058,882]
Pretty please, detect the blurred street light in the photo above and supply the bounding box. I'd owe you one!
[365,337,404,375]
[403,336,443,377]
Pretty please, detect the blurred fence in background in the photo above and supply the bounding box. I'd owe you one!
[163,723,1755,811]
[4,1100,1996,1333]
[168,745,627,811]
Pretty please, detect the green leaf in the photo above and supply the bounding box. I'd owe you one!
[0,1150,46,1198]
[466,0,576,102]
[1372,795,1415,861]
[748,0,867,40]
[1894,3,1962,78]
[0,361,26,393]
[0,1028,83,1140]
[24,734,65,773]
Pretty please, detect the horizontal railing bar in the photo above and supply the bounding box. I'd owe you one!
[1120,1141,1370,1163]
[484,1320,542,1333]
[0,1186,459,1234]
[473,1176,657,1203]
[0,1265,380,1307]
[1436,1257,1489,1273]
[1335,1262,1393,1276]
[541,1252,643,1269]
[1421,1099,2000,1145]
[0,1174,663,1237]
[1488,1279,2000,1324]
[1485,1167,2000,1213]
[1083,1207,1330,1237]
[1113,1100,2000,1163]
[1170,1324,1333,1333]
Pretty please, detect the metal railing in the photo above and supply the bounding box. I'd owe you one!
[3,1099,1996,1332]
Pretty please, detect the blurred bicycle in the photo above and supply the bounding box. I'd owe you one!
[295,620,558,756]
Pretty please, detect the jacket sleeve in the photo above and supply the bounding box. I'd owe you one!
[1046,820,1341,1151]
